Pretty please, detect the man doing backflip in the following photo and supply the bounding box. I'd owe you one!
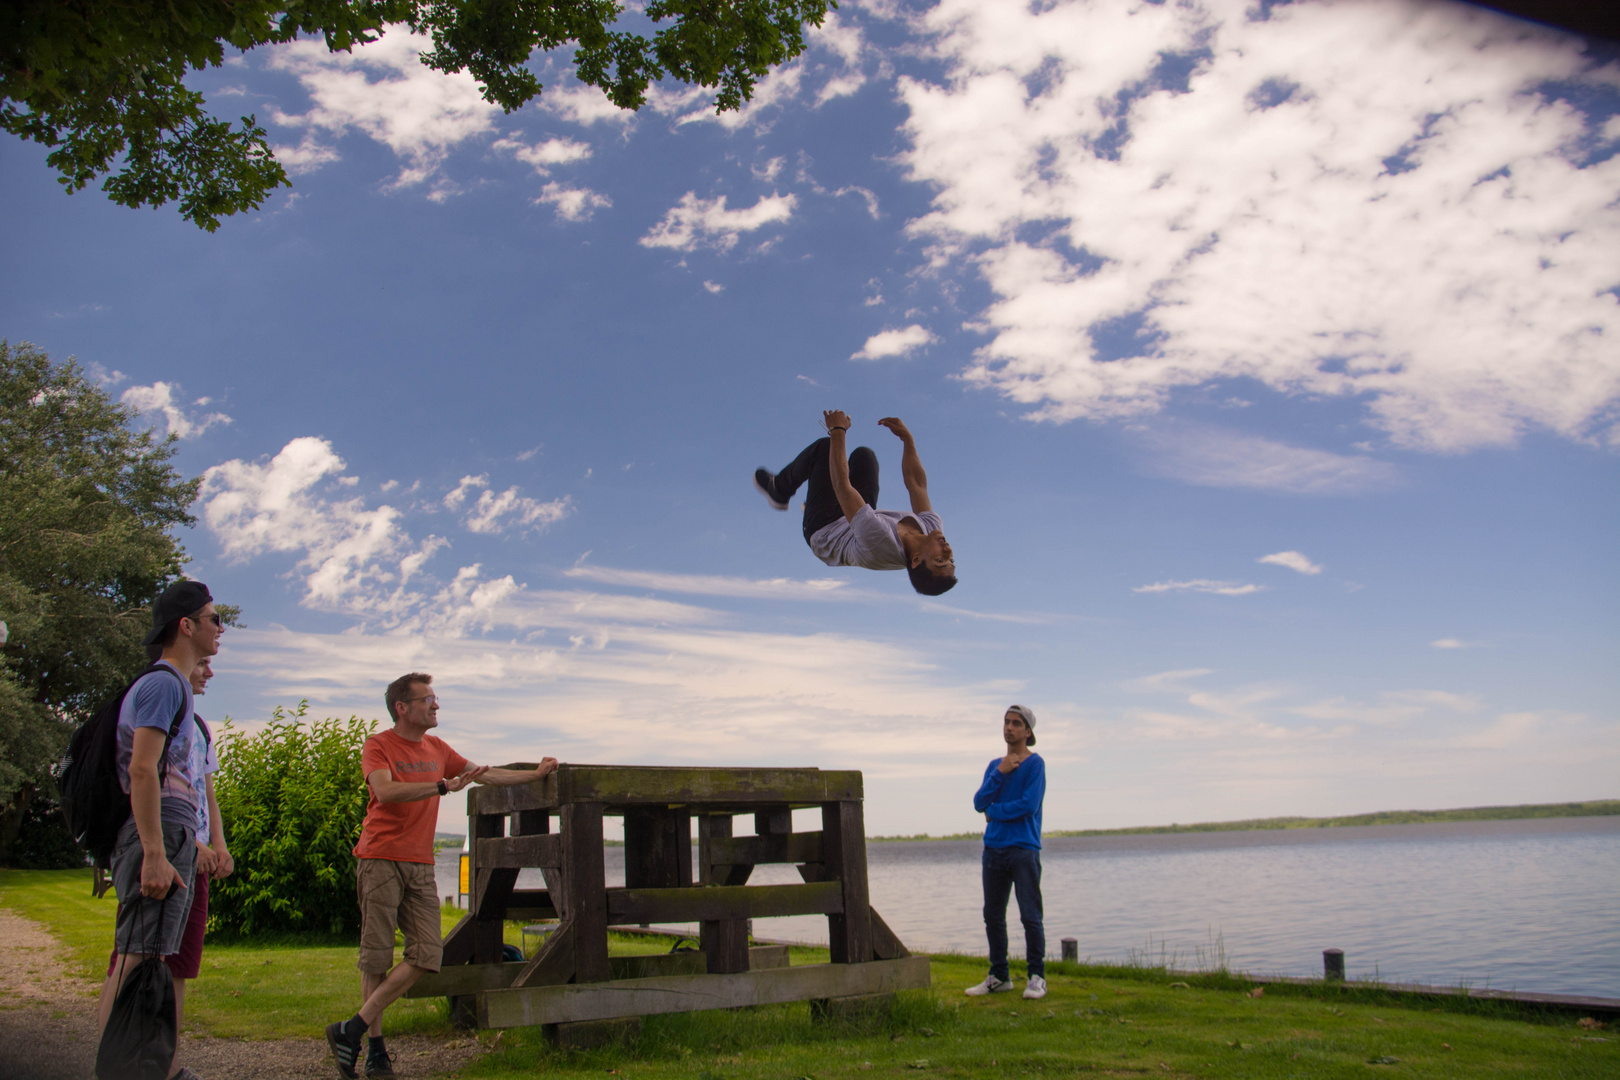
[325,673,559,1078]
[754,411,956,595]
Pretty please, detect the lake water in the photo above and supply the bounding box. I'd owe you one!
[435,815,1620,998]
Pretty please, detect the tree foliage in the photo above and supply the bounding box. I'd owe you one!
[0,340,199,860]
[2,0,835,231]
[210,704,378,937]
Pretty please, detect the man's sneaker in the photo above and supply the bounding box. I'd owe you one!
[754,469,788,510]
[1023,974,1048,999]
[326,1020,363,1079]
[964,974,1014,996]
[173,1070,205,1080]
[365,1049,397,1077]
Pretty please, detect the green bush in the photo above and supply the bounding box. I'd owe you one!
[211,702,375,937]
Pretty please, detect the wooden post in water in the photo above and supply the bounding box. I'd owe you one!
[1323,948,1345,982]
[1061,938,1078,963]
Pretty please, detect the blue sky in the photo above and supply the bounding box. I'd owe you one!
[3,0,1616,836]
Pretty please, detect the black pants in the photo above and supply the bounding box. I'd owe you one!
[983,845,1045,980]
[772,437,880,543]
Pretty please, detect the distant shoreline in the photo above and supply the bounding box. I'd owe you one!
[429,798,1619,845]
[869,798,1620,842]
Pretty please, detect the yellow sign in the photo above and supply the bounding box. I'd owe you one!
[459,853,469,897]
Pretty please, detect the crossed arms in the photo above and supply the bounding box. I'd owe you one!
[823,411,932,523]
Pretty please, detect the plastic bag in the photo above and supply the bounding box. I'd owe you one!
[96,939,176,1079]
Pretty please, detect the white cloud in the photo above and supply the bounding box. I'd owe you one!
[640,192,797,252]
[899,0,1620,452]
[120,382,231,439]
[703,281,726,295]
[851,324,936,360]
[1258,550,1323,575]
[443,472,572,533]
[201,437,445,616]
[271,133,343,175]
[1132,579,1264,596]
[1431,637,1478,649]
[1136,423,1401,494]
[565,564,855,600]
[494,136,592,175]
[836,185,881,219]
[265,28,501,188]
[535,182,611,221]
[464,487,573,535]
[540,82,641,126]
[443,474,487,511]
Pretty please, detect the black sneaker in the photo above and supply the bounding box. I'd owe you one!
[365,1049,397,1077]
[754,468,788,510]
[326,1020,362,1079]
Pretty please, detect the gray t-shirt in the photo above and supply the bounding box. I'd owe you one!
[115,662,201,828]
[809,506,945,570]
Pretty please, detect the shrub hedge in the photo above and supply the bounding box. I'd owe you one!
[210,702,375,936]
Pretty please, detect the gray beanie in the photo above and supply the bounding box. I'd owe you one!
[1006,704,1036,746]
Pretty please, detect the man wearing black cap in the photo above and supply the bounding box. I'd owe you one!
[96,579,223,1079]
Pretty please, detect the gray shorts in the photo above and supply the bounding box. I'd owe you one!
[111,817,197,957]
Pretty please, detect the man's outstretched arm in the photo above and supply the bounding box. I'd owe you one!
[825,410,868,523]
[471,757,561,786]
[879,417,931,513]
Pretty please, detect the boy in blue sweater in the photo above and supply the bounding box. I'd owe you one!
[967,704,1047,999]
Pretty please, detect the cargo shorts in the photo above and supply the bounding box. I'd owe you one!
[356,857,443,974]
[111,816,197,958]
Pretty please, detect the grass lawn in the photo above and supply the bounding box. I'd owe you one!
[4,869,1615,1077]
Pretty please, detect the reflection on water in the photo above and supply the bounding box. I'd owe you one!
[436,814,1620,997]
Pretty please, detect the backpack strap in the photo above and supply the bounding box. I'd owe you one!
[146,665,191,787]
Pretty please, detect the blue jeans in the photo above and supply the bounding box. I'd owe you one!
[983,845,1044,980]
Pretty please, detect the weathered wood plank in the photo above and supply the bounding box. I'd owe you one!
[700,917,749,975]
[697,814,748,975]
[624,808,690,889]
[563,802,610,983]
[409,945,788,998]
[477,834,563,870]
[748,944,791,970]
[440,913,476,967]
[606,882,843,924]
[754,805,792,836]
[479,957,931,1029]
[869,907,909,960]
[514,808,550,836]
[823,801,872,965]
[558,766,863,807]
[512,919,576,989]
[708,832,822,867]
[470,811,511,963]
[469,774,559,815]
[469,767,862,815]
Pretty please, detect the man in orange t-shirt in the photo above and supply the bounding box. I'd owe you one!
[325,672,558,1079]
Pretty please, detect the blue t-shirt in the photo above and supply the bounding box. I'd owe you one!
[973,753,1045,850]
[187,715,219,839]
[115,662,200,828]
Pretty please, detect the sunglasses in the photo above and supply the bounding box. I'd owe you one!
[187,612,223,628]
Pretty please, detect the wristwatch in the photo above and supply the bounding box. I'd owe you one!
[436,779,449,796]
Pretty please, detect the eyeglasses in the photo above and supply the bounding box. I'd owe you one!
[405,694,440,706]
[187,613,223,628]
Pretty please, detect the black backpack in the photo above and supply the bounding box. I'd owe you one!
[58,664,189,868]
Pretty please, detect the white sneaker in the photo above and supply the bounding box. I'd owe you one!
[965,975,1014,996]
[1023,974,1048,999]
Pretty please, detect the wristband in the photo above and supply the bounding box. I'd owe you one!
[437,779,449,796]
[829,425,849,432]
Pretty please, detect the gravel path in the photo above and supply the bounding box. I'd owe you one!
[0,908,493,1080]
